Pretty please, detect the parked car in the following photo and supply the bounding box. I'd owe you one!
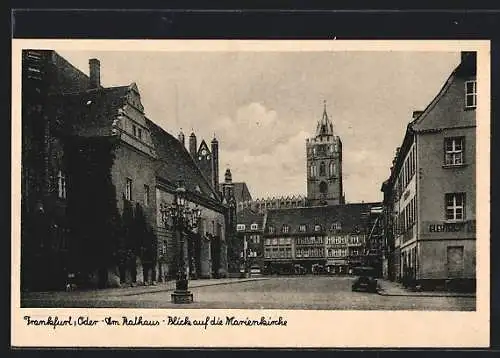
[250,265,261,274]
[351,266,378,293]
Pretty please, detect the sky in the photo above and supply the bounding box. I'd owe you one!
[56,49,460,203]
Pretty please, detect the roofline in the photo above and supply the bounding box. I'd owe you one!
[145,118,222,203]
[411,58,462,130]
[266,201,382,213]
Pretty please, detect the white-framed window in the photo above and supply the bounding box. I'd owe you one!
[268,226,275,234]
[250,223,258,230]
[331,222,342,230]
[272,238,278,245]
[237,224,246,231]
[314,224,321,232]
[57,170,67,199]
[444,137,464,166]
[144,185,150,206]
[161,240,167,255]
[445,193,465,221]
[125,178,133,200]
[299,224,306,232]
[282,225,289,233]
[465,80,477,109]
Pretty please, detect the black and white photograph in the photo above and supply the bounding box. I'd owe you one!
[12,39,490,347]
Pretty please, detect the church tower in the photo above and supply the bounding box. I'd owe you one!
[306,101,344,206]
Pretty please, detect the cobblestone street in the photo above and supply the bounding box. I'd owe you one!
[22,276,475,311]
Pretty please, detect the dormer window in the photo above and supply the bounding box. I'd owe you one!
[282,225,290,233]
[299,224,307,232]
[314,225,321,232]
[465,80,477,109]
[268,226,275,234]
[250,223,258,230]
[236,224,246,231]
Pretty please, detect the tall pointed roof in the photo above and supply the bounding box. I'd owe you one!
[315,100,335,137]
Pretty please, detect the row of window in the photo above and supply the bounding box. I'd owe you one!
[268,222,343,234]
[236,223,259,231]
[263,235,363,246]
[325,235,362,245]
[309,161,338,178]
[264,247,293,258]
[296,248,324,258]
[296,236,324,245]
[392,193,466,235]
[326,248,348,257]
[394,197,417,236]
[253,200,306,210]
[262,247,363,259]
[125,178,150,206]
[54,172,152,205]
[309,143,338,157]
[395,145,417,200]
[246,234,261,244]
[394,136,470,202]
[265,238,293,246]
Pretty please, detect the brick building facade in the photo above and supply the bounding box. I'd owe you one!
[21,50,229,291]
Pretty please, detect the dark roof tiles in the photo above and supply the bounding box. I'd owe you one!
[265,203,381,235]
[145,118,220,201]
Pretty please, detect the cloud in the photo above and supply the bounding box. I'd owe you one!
[56,50,460,203]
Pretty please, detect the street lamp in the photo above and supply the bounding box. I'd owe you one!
[164,182,202,304]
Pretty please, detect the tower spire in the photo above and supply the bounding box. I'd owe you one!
[316,99,334,137]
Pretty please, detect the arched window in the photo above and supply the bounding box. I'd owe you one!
[330,162,337,176]
[310,164,317,178]
[329,162,334,177]
[319,162,326,176]
[319,181,328,193]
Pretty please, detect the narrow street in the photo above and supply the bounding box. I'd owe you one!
[22,276,475,311]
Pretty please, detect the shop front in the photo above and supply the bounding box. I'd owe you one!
[326,259,349,275]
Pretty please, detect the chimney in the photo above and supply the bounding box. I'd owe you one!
[178,130,185,147]
[89,58,101,88]
[189,132,197,158]
[461,51,475,63]
[412,110,423,119]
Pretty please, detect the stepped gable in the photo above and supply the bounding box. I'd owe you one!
[49,85,130,137]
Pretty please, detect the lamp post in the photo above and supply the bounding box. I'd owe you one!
[164,182,201,304]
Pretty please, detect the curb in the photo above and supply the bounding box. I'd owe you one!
[376,289,475,299]
[121,278,269,297]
